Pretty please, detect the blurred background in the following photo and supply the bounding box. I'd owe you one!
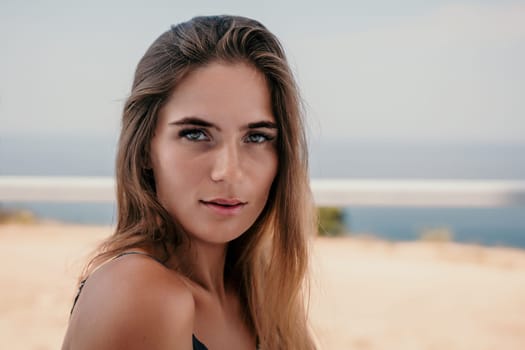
[1,0,525,349]
[1,0,524,245]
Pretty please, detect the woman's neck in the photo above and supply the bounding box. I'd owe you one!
[169,239,229,301]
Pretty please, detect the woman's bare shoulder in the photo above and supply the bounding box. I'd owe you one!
[63,253,195,350]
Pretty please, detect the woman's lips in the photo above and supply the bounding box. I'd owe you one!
[200,200,246,216]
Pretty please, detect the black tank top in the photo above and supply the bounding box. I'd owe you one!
[70,251,209,350]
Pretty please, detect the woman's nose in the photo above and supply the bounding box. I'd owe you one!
[210,142,243,183]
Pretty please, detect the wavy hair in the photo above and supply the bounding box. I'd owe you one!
[81,15,316,349]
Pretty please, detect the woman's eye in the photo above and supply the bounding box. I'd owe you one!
[179,129,209,141]
[246,133,274,144]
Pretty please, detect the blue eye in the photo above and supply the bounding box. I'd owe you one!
[246,133,275,144]
[179,128,209,141]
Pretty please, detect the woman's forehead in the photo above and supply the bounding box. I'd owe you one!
[159,61,275,127]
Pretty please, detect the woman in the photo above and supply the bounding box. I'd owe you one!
[62,15,317,350]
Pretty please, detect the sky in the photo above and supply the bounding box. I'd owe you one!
[1,0,524,144]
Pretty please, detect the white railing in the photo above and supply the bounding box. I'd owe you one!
[1,176,525,207]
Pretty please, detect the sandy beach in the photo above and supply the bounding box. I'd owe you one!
[1,223,525,349]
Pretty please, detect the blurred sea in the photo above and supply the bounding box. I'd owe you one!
[1,133,525,248]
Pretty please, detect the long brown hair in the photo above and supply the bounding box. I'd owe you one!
[82,15,316,349]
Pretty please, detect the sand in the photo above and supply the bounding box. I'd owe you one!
[1,223,525,350]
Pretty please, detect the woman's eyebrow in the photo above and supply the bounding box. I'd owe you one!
[246,121,277,130]
[169,117,217,129]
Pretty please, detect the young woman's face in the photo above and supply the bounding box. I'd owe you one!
[150,61,278,245]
